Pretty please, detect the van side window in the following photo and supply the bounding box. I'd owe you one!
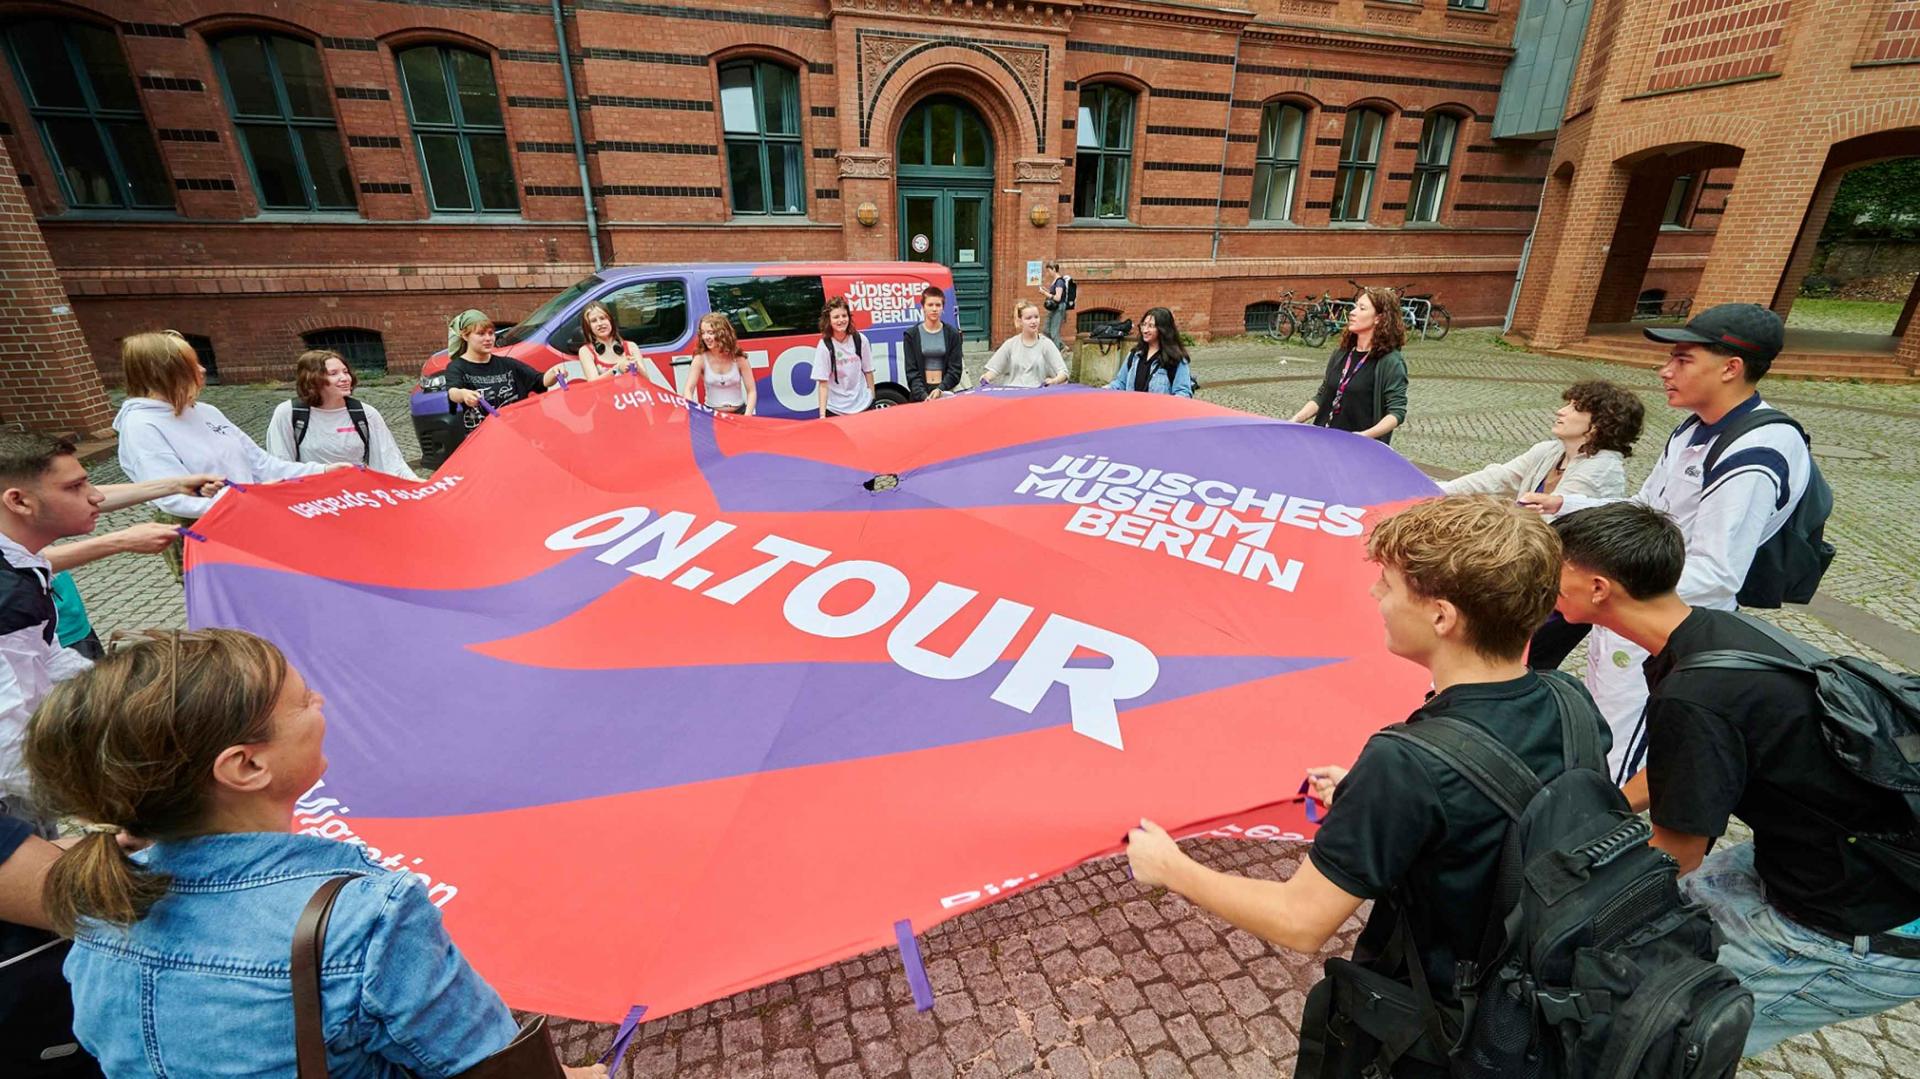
[706,276,826,340]
[556,278,689,353]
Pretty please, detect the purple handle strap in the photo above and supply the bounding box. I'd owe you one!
[894,919,935,1011]
[598,1004,647,1069]
[1295,779,1324,823]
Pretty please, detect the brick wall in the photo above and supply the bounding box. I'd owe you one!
[0,135,112,437]
[1509,0,1920,369]
[0,0,1564,382]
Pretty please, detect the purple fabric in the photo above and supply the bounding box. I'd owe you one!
[599,1004,648,1068]
[188,557,1338,818]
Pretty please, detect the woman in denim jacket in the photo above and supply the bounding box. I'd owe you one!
[25,629,604,1079]
[1105,307,1195,398]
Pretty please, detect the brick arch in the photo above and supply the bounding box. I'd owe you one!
[864,45,1044,158]
[183,12,327,42]
[1823,98,1920,146]
[1606,115,1765,166]
[284,315,385,339]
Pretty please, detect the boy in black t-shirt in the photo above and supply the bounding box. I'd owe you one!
[1128,497,1600,1076]
[1552,502,1920,1055]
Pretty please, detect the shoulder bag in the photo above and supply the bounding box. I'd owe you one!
[293,875,566,1079]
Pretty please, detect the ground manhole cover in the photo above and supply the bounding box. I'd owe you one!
[1810,443,1880,461]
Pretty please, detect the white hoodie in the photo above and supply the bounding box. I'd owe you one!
[115,397,326,518]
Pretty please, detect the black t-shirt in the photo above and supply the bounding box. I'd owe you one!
[1131,348,1160,393]
[1323,349,1378,433]
[1644,608,1920,936]
[444,355,547,410]
[1310,672,1609,1004]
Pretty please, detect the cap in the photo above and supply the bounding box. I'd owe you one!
[1643,303,1784,366]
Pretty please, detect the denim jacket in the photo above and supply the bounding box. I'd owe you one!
[1105,347,1195,398]
[65,832,517,1078]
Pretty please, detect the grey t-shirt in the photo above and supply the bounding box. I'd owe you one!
[918,325,949,376]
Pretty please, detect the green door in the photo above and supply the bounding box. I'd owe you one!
[897,97,993,339]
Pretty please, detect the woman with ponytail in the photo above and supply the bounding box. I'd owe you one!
[25,629,603,1078]
[442,308,559,415]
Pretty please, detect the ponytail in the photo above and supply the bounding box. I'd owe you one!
[24,629,287,935]
[42,827,170,937]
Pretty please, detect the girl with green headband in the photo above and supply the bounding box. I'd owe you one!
[442,308,560,416]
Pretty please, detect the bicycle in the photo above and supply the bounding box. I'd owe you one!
[1255,291,1298,343]
[1388,282,1451,340]
[1297,291,1345,349]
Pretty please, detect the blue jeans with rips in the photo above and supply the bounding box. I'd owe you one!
[1681,841,1920,1056]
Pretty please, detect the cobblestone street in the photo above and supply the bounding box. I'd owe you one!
[67,329,1920,1078]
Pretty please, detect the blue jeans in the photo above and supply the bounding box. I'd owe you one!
[1681,842,1920,1056]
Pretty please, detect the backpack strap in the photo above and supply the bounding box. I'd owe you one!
[1540,670,1605,773]
[1378,716,1541,823]
[1701,410,1805,480]
[344,397,372,465]
[289,402,311,462]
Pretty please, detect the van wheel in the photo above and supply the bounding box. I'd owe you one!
[872,385,910,409]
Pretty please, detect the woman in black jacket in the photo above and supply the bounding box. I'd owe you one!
[1289,286,1409,444]
[903,286,965,401]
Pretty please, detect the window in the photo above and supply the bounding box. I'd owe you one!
[1662,174,1696,228]
[1244,301,1280,334]
[719,60,802,215]
[706,275,825,340]
[180,332,218,383]
[303,328,387,372]
[897,97,990,170]
[212,34,352,212]
[498,277,598,347]
[1330,109,1385,223]
[1077,307,1122,334]
[554,279,689,353]
[1074,86,1134,219]
[1448,0,1490,9]
[1251,103,1305,222]
[396,45,515,213]
[1,19,170,209]
[1407,113,1459,224]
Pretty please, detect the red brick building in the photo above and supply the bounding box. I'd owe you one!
[1509,0,1920,378]
[0,0,1565,409]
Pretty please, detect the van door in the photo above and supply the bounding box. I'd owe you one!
[705,273,827,418]
[554,277,693,392]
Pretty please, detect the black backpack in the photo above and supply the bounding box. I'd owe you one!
[1064,276,1078,310]
[1673,612,1920,885]
[291,397,372,465]
[1699,410,1833,608]
[1297,674,1752,1079]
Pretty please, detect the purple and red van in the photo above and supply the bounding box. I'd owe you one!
[412,261,958,468]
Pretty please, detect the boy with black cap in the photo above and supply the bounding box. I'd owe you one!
[1551,501,1920,1055]
[1520,303,1813,786]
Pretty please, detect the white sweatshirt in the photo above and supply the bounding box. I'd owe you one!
[115,398,327,518]
[265,399,419,480]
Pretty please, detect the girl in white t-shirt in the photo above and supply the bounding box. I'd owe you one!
[576,301,640,379]
[813,296,874,417]
[981,301,1069,389]
[689,313,756,415]
[266,350,418,479]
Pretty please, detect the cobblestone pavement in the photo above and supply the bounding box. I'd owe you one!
[64,331,1920,1077]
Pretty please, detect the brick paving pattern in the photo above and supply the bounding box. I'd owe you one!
[66,331,1920,1077]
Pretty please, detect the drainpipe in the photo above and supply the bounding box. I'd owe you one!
[551,0,603,270]
[1209,25,1245,263]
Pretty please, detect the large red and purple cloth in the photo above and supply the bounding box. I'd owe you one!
[186,380,1438,1023]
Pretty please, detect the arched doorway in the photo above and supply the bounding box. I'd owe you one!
[896,96,993,338]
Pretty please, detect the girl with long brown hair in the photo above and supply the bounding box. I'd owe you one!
[575,301,639,380]
[26,630,604,1078]
[688,313,756,415]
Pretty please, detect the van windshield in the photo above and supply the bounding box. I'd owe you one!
[494,276,601,347]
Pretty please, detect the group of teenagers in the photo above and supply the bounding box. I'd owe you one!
[1129,303,1920,1075]
[0,300,1913,1078]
